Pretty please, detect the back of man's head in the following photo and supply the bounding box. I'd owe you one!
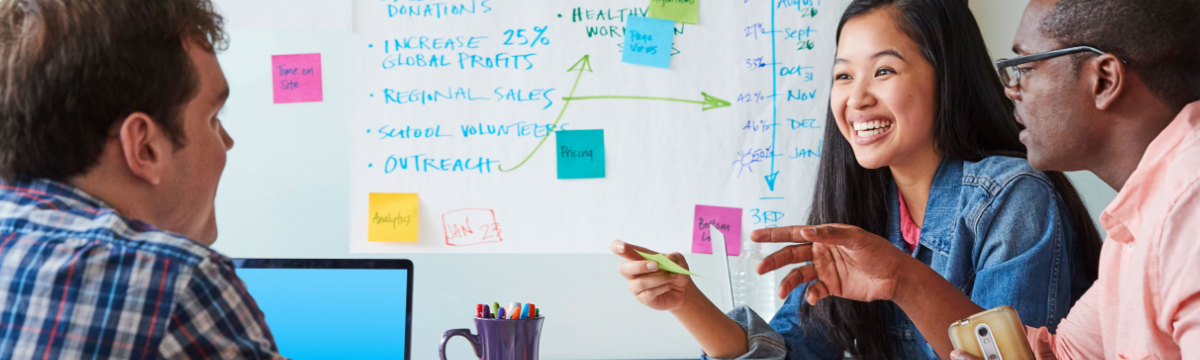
[1039,0,1200,110]
[0,0,226,183]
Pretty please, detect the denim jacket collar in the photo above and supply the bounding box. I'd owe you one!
[886,158,962,256]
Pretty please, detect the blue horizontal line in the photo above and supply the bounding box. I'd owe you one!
[760,197,784,200]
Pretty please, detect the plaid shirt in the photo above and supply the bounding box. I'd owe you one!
[0,179,285,359]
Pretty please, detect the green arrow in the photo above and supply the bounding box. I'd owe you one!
[499,55,591,172]
[566,54,592,73]
[562,92,731,111]
[500,56,731,172]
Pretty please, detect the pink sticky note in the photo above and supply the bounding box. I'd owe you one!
[272,53,323,104]
[692,205,742,256]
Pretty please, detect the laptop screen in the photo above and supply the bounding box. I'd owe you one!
[235,260,411,359]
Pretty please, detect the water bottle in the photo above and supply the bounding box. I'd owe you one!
[734,240,777,319]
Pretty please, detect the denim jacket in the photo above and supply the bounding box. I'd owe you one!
[703,156,1093,359]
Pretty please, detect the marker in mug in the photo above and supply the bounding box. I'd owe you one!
[474,302,543,319]
[439,303,545,359]
[508,302,521,319]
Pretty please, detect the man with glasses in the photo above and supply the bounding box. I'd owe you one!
[983,1,1200,357]
[746,0,1200,359]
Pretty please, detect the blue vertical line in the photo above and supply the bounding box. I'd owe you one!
[768,0,779,191]
[770,0,777,169]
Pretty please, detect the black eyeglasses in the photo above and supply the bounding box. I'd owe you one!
[995,46,1122,89]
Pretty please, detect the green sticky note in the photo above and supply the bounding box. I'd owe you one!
[648,0,699,24]
[635,250,700,277]
[556,130,605,179]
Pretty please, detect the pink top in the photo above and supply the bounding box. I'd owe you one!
[1026,101,1200,359]
[897,191,921,252]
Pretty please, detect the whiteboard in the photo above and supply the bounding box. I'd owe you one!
[210,0,844,358]
[348,0,836,254]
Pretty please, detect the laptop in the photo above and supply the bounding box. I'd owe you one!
[232,259,413,360]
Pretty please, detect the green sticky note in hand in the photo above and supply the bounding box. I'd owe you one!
[635,250,700,277]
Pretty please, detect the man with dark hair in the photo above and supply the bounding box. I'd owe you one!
[1015,0,1200,175]
[740,0,1200,359]
[0,0,284,358]
[1037,0,1200,110]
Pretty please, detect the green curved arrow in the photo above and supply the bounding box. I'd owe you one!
[499,55,592,172]
[500,55,732,173]
[562,92,731,111]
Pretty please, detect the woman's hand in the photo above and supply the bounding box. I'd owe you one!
[610,240,694,311]
[611,241,754,358]
[752,224,917,304]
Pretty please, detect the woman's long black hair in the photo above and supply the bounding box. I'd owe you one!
[800,0,1103,358]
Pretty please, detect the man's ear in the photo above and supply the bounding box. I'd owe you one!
[117,112,171,186]
[1091,54,1126,111]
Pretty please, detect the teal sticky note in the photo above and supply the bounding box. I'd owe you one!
[556,130,605,179]
[622,16,674,68]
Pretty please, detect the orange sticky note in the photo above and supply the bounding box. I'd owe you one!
[368,193,419,242]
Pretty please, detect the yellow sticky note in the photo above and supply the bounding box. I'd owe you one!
[368,193,419,242]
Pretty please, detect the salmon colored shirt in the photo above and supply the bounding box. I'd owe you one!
[897,191,921,252]
[1026,101,1200,359]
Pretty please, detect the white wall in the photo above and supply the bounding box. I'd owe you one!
[970,0,1117,237]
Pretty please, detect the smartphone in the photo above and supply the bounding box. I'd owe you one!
[948,306,1034,360]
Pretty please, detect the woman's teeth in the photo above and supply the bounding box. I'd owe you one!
[853,120,893,137]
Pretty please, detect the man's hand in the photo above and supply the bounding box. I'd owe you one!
[755,224,996,359]
[752,224,916,304]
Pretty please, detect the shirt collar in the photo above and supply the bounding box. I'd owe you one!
[886,158,961,255]
[915,158,963,253]
[1101,101,1200,242]
[1,178,111,212]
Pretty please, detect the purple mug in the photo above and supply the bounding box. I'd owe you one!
[440,317,545,360]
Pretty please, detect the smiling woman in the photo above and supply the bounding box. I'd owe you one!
[609,1,1104,359]
[830,16,938,171]
[789,0,1104,359]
